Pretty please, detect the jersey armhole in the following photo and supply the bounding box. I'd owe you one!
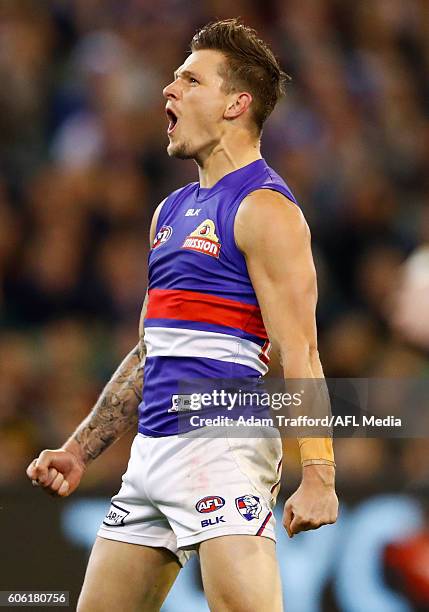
[153,197,169,236]
[154,183,199,236]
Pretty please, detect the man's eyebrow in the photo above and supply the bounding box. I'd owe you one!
[173,69,201,81]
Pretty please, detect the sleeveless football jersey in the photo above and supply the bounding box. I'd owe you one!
[139,158,297,436]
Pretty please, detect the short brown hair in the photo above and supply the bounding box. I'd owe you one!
[191,18,290,133]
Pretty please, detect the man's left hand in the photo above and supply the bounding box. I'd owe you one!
[283,464,338,538]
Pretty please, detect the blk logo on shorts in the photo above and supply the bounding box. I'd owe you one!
[103,502,129,527]
[235,495,262,521]
[201,516,226,528]
[196,495,225,513]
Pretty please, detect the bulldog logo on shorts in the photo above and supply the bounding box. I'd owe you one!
[235,495,262,521]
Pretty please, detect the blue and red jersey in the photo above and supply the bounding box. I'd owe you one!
[139,158,297,436]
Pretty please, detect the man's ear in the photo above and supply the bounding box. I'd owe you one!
[224,92,253,120]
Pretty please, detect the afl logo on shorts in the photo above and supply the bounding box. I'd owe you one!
[182,219,221,258]
[235,495,262,521]
[196,495,225,513]
[153,225,173,249]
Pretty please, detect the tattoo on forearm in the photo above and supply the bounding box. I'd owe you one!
[73,342,146,464]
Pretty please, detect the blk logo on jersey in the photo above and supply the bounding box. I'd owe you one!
[182,219,221,258]
[196,495,225,513]
[153,225,173,249]
[235,495,262,521]
[185,208,201,217]
[103,502,130,527]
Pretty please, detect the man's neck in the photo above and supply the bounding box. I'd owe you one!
[196,133,261,189]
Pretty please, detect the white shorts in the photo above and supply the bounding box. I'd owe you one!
[97,427,283,566]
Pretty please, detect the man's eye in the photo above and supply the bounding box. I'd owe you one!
[190,77,199,84]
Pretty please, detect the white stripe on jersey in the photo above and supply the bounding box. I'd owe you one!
[144,327,269,375]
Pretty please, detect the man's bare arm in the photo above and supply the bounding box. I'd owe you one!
[235,189,338,536]
[26,298,148,496]
[62,320,146,466]
[26,200,165,496]
[67,198,166,464]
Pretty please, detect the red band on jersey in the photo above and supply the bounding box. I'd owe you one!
[146,288,267,339]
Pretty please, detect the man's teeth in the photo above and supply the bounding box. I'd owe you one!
[168,116,178,132]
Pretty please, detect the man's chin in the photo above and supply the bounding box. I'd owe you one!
[167,140,194,160]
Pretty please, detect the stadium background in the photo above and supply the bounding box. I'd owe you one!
[1,0,428,610]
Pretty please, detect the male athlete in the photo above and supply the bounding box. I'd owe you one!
[27,19,338,611]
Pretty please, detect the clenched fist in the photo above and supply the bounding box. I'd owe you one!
[283,464,338,537]
[26,449,85,498]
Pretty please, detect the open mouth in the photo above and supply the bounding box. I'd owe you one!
[166,108,178,134]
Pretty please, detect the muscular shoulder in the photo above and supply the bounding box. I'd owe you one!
[234,189,309,256]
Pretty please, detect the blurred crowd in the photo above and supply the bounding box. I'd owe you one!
[0,0,428,493]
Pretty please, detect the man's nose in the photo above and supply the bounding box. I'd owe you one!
[163,80,180,100]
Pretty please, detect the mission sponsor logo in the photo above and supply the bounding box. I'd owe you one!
[153,225,172,249]
[196,495,226,513]
[182,219,221,258]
